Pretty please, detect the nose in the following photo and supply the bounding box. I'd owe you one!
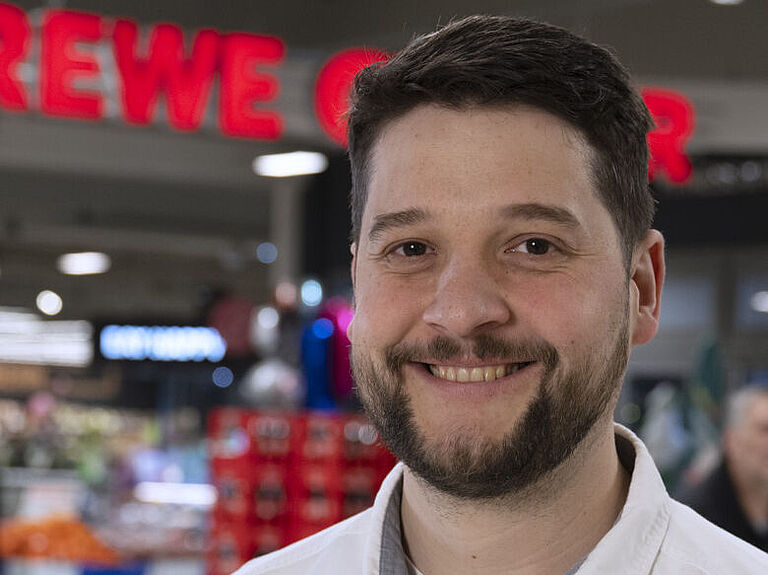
[422,260,513,338]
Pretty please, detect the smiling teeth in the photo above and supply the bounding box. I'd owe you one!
[427,363,527,382]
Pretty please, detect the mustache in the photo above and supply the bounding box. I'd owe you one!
[384,334,559,372]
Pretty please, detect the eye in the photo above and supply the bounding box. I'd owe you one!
[510,238,553,256]
[382,240,436,271]
[394,241,430,257]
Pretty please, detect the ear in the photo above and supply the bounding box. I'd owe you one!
[347,243,358,339]
[629,229,665,346]
[349,242,358,288]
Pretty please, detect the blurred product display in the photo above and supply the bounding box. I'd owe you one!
[0,293,392,574]
[0,516,120,564]
[0,395,394,574]
[0,397,212,574]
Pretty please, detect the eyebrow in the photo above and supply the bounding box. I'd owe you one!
[500,203,581,228]
[366,202,581,243]
[368,208,430,242]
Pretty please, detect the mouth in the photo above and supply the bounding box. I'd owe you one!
[423,361,535,383]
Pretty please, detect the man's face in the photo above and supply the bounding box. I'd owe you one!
[728,394,768,486]
[349,105,637,499]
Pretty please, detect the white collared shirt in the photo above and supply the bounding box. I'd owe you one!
[234,424,768,574]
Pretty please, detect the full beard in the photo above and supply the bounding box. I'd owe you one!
[350,317,629,501]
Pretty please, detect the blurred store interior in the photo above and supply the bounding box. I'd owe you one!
[0,0,767,573]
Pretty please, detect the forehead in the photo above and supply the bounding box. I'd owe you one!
[362,104,607,234]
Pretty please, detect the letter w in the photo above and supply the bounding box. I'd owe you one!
[113,20,217,131]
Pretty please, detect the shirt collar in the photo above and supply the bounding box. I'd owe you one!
[378,472,413,574]
[369,424,670,575]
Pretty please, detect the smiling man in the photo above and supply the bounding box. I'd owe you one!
[235,15,768,575]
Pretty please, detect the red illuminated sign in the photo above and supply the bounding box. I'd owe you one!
[0,2,695,183]
[0,2,29,111]
[112,20,218,131]
[642,87,695,184]
[41,10,103,119]
[218,33,285,139]
[0,3,284,139]
[315,48,389,146]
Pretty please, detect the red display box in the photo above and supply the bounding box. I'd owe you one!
[207,409,398,568]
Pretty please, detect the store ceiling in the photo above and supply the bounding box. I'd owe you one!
[1,0,766,322]
[10,0,766,79]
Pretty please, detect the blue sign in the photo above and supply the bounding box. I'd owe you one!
[99,325,226,362]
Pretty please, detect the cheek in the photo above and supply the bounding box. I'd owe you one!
[352,276,425,347]
[513,272,626,353]
[746,432,768,455]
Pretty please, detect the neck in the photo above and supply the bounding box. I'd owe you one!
[400,420,630,575]
[727,459,768,527]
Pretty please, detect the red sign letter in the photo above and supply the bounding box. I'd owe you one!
[0,2,30,111]
[113,20,218,131]
[643,88,695,184]
[41,9,103,120]
[219,33,284,139]
[315,48,389,147]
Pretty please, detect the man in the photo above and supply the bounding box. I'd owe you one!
[679,384,768,551]
[235,15,768,574]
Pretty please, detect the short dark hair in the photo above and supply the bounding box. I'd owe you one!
[347,15,655,267]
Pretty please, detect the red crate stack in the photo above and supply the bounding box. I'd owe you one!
[287,413,344,540]
[207,409,397,574]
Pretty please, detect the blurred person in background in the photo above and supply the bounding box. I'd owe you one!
[235,15,768,575]
[678,384,768,551]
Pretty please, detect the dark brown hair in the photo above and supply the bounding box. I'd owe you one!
[347,15,655,266]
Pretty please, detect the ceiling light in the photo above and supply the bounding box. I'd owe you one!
[312,318,335,339]
[253,151,328,177]
[274,281,298,309]
[257,306,280,330]
[36,290,63,316]
[57,251,111,275]
[301,279,323,307]
[0,308,92,367]
[256,242,278,264]
[709,0,743,4]
[751,291,768,313]
[212,366,234,388]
